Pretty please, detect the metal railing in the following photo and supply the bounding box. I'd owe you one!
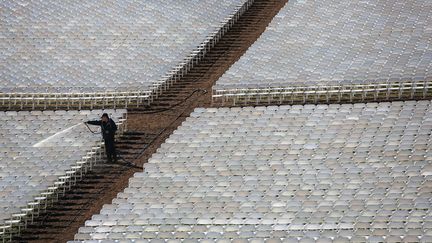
[212,80,432,106]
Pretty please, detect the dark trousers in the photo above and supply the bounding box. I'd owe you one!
[104,139,117,162]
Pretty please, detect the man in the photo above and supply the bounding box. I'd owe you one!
[86,113,118,163]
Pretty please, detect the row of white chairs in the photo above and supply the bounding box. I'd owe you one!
[213,0,432,105]
[73,101,432,241]
[0,109,127,241]
[0,0,255,110]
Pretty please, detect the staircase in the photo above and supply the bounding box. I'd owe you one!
[131,0,289,112]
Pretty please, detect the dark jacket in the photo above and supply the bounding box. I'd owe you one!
[87,119,117,141]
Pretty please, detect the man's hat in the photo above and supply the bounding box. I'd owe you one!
[101,113,109,118]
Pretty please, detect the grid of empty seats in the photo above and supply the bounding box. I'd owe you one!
[0,109,126,228]
[1,0,248,93]
[73,101,432,242]
[214,0,432,91]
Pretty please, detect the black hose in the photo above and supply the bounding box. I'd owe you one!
[84,122,99,134]
[135,88,207,114]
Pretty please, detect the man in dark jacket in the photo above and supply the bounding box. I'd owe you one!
[86,113,118,163]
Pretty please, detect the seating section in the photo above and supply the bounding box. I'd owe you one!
[0,109,126,236]
[73,101,432,241]
[1,0,250,95]
[213,0,432,104]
